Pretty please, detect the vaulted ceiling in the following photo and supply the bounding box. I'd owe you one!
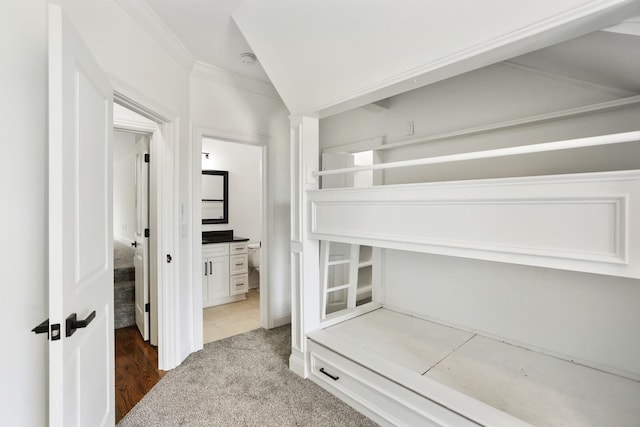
[144,0,270,82]
[141,0,640,117]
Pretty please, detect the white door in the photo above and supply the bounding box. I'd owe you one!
[134,136,150,340]
[48,5,114,426]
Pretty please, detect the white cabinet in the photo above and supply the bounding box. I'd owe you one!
[203,241,249,307]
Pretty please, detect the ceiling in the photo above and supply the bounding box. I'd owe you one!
[141,0,640,115]
[144,0,270,82]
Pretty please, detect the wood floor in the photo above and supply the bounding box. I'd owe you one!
[115,326,165,423]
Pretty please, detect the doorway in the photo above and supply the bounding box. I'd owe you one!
[200,138,265,344]
[112,103,162,422]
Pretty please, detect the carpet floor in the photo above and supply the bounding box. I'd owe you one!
[117,325,378,426]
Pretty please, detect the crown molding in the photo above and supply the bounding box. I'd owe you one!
[192,61,280,99]
[117,0,195,72]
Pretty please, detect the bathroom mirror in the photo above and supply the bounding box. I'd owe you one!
[202,170,228,224]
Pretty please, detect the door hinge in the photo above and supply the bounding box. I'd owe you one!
[145,303,150,313]
[144,153,150,163]
[144,228,150,238]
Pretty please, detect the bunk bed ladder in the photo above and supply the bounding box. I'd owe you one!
[320,241,360,318]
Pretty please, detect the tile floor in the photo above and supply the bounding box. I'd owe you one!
[203,289,261,344]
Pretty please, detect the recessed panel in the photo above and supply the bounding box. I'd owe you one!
[314,198,622,262]
[290,126,301,242]
[75,69,108,286]
[77,310,110,427]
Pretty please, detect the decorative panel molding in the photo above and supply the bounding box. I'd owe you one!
[309,171,640,278]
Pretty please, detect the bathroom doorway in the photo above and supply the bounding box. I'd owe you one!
[200,138,265,344]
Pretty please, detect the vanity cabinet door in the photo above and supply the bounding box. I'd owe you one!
[203,243,230,307]
[209,255,230,301]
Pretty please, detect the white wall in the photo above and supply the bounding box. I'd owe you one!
[201,138,262,244]
[113,131,138,243]
[191,71,291,327]
[0,1,48,425]
[320,59,640,379]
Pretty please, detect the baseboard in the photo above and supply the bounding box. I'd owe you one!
[289,349,306,378]
[273,312,291,328]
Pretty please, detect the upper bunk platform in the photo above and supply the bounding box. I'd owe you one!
[307,308,640,426]
[309,131,640,279]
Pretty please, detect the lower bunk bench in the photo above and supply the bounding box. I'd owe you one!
[306,309,640,427]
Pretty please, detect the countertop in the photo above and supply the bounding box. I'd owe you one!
[202,230,249,244]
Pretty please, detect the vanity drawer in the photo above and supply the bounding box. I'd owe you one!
[230,274,248,296]
[230,242,248,255]
[202,242,229,257]
[230,254,248,275]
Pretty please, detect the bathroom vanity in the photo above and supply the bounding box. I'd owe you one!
[202,231,250,307]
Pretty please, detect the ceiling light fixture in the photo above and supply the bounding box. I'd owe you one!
[240,52,257,65]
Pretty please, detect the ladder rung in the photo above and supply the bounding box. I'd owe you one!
[358,261,372,268]
[326,284,352,293]
[328,259,351,266]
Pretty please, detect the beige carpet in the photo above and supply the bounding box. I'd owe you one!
[117,325,377,426]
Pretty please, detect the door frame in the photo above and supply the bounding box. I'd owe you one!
[192,125,270,349]
[112,80,179,370]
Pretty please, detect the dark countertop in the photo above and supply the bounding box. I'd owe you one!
[202,230,249,244]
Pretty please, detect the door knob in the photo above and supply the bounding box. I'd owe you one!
[66,311,96,337]
[131,241,138,248]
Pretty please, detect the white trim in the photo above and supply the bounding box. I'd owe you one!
[273,312,292,327]
[113,118,156,135]
[192,61,279,99]
[115,0,195,72]
[259,147,270,329]
[305,0,639,118]
[112,76,177,123]
[289,348,307,378]
[502,60,639,98]
[315,130,640,177]
[112,87,180,371]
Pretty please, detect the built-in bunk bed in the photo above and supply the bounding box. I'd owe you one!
[299,129,640,426]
